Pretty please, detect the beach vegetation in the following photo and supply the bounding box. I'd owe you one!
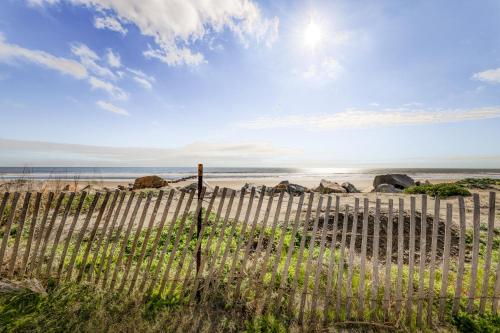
[404,183,471,198]
[455,178,500,189]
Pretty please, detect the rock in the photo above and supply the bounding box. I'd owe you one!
[373,183,402,193]
[274,180,308,196]
[132,175,168,190]
[373,174,414,190]
[62,184,70,191]
[181,180,214,193]
[117,185,127,191]
[0,278,46,295]
[315,179,347,194]
[341,182,359,193]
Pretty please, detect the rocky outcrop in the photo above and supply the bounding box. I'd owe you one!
[341,182,359,193]
[373,183,402,193]
[315,179,347,194]
[181,180,214,193]
[373,174,414,190]
[132,175,168,190]
[273,180,309,196]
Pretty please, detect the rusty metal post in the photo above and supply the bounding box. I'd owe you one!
[196,164,203,284]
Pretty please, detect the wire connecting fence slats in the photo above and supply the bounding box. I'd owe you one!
[0,188,499,330]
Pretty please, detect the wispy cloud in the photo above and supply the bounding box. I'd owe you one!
[71,42,117,80]
[106,49,121,68]
[0,138,297,166]
[472,68,500,83]
[96,100,129,116]
[31,0,279,67]
[239,107,500,130]
[89,76,128,100]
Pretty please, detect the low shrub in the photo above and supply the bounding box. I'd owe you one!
[404,183,471,198]
[456,178,500,189]
[452,311,500,333]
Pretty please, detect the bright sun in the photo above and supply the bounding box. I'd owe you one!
[303,20,323,49]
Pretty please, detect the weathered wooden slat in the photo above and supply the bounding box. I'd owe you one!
[65,193,101,281]
[479,192,496,313]
[46,192,75,276]
[147,191,187,293]
[395,198,404,319]
[76,192,111,282]
[118,192,154,292]
[493,195,500,314]
[467,193,481,312]
[157,190,196,295]
[87,190,120,282]
[36,192,65,274]
[7,192,31,278]
[138,190,175,292]
[310,195,333,322]
[345,197,360,319]
[56,192,87,280]
[323,195,340,323]
[234,187,266,298]
[383,199,394,321]
[287,192,314,316]
[31,192,54,277]
[298,195,323,323]
[128,190,165,293]
[452,197,466,314]
[438,203,453,320]
[275,194,304,311]
[0,192,9,225]
[95,191,126,284]
[406,196,416,324]
[370,199,381,321]
[335,203,350,321]
[427,197,440,324]
[262,193,294,312]
[416,195,428,327]
[357,197,369,320]
[21,192,41,276]
[102,192,135,288]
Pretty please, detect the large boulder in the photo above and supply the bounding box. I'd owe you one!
[373,174,414,190]
[181,180,213,193]
[341,182,359,193]
[373,183,402,193]
[315,179,347,194]
[132,175,167,190]
[273,180,308,196]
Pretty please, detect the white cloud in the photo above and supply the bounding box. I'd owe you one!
[106,49,121,68]
[94,15,127,35]
[472,68,500,83]
[71,43,117,79]
[0,138,296,166]
[89,76,128,100]
[96,100,129,116]
[127,67,155,89]
[133,76,152,90]
[239,107,500,130]
[300,57,343,81]
[30,0,280,67]
[0,35,87,79]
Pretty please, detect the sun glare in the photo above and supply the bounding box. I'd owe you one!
[303,20,323,49]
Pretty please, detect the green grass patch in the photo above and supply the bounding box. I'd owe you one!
[404,183,471,198]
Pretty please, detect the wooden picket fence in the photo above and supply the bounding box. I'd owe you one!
[0,187,498,329]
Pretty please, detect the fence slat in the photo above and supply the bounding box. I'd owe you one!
[406,196,416,324]
[346,197,359,319]
[370,199,381,321]
[95,191,126,284]
[335,203,349,321]
[357,197,369,320]
[288,193,314,316]
[32,192,54,277]
[383,199,394,321]
[36,192,65,275]
[427,197,440,324]
[158,190,196,295]
[0,192,10,225]
[323,195,340,323]
[298,195,323,323]
[46,192,75,276]
[77,192,111,282]
[0,192,19,270]
[438,203,452,320]
[66,192,101,281]
[118,192,153,292]
[138,190,174,292]
[416,195,428,326]
[467,193,481,312]
[87,190,120,282]
[493,193,500,313]
[128,190,165,293]
[479,192,496,313]
[21,192,41,276]
[7,192,31,277]
[395,198,404,318]
[102,192,135,288]
[310,195,333,322]
[57,192,87,280]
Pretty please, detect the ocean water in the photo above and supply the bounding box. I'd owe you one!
[0,167,499,182]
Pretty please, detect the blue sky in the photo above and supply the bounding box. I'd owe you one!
[1,0,500,167]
